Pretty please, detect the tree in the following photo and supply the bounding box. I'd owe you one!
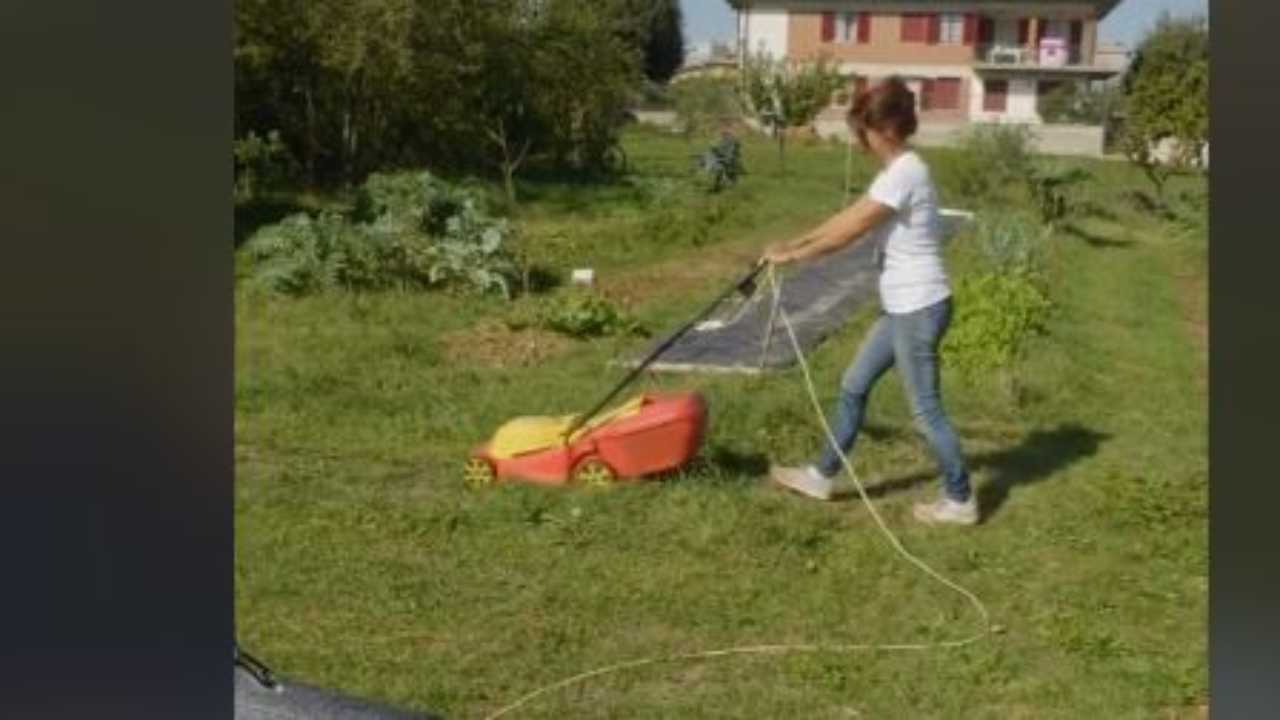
[1120,13,1209,197]
[672,75,742,140]
[235,0,418,186]
[741,51,843,172]
[235,0,643,196]
[617,0,685,83]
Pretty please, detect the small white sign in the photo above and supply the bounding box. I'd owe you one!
[571,268,595,287]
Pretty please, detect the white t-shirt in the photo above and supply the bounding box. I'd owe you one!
[865,150,951,315]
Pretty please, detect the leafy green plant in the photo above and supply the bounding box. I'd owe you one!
[245,171,519,297]
[507,289,647,339]
[693,133,744,193]
[973,214,1050,276]
[943,271,1053,374]
[1025,163,1092,227]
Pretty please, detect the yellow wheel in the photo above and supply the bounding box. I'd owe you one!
[464,457,496,488]
[573,458,616,488]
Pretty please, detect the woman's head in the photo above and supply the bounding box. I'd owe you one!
[848,76,918,157]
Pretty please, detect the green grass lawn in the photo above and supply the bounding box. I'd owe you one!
[235,128,1207,719]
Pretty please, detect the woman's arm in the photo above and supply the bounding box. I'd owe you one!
[763,196,896,265]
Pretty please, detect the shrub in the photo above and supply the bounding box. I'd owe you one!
[943,215,1053,374]
[943,271,1053,375]
[972,214,1050,276]
[672,76,742,139]
[948,124,1034,203]
[244,171,520,297]
[506,289,647,339]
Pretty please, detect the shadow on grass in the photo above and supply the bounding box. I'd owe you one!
[686,440,762,479]
[830,422,1110,521]
[1063,223,1135,249]
[517,265,564,295]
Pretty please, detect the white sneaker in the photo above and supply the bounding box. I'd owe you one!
[912,495,979,526]
[769,465,833,501]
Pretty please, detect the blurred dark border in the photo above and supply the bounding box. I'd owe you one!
[1208,0,1280,716]
[0,2,232,718]
[0,0,1274,717]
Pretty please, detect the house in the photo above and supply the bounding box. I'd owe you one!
[673,40,741,83]
[728,1,1123,129]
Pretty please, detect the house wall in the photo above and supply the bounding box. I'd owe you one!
[970,76,1041,123]
[812,119,1106,157]
[744,8,790,59]
[789,12,977,64]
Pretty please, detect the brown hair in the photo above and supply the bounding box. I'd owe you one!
[847,76,918,148]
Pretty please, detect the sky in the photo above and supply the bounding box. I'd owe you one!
[680,0,1208,48]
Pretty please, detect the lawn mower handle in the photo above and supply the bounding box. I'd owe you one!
[561,260,768,440]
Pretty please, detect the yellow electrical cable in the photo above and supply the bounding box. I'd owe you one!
[481,264,991,720]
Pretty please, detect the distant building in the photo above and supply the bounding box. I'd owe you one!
[728,1,1124,125]
[672,39,740,84]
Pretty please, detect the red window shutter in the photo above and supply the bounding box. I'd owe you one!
[927,14,941,44]
[903,13,929,42]
[963,14,977,45]
[857,12,871,43]
[921,79,935,110]
[933,78,960,110]
[1017,18,1030,45]
[1036,18,1048,44]
[821,12,835,42]
[983,79,1008,112]
[978,17,995,44]
[1070,20,1084,45]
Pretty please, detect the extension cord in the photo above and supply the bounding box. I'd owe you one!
[482,265,991,720]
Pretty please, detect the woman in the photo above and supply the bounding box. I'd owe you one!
[762,76,976,526]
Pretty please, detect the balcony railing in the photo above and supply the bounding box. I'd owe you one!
[978,42,1085,68]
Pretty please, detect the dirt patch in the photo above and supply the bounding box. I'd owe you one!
[442,320,574,369]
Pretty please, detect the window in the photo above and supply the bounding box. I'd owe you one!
[922,77,962,111]
[983,79,1008,112]
[838,12,857,43]
[939,13,964,44]
[901,13,929,42]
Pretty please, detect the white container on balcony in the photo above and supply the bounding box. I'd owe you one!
[1039,37,1067,67]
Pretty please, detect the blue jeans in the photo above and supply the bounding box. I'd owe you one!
[814,297,971,502]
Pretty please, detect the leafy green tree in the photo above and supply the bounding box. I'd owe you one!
[1121,13,1209,197]
[235,0,417,186]
[235,0,643,196]
[617,0,685,83]
[672,75,742,139]
[741,51,843,171]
